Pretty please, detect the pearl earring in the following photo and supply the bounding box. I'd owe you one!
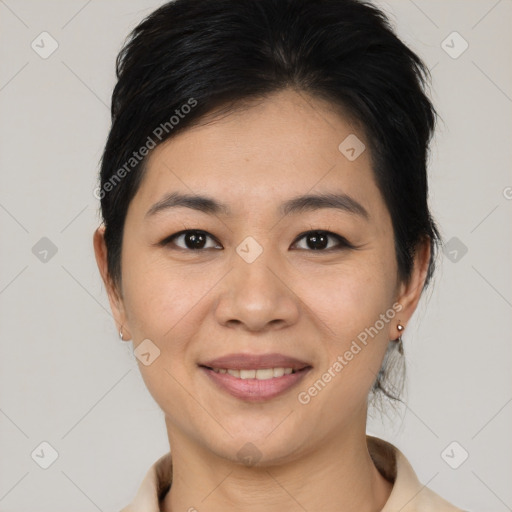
[395,322,404,354]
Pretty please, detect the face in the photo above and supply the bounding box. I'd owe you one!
[95,89,428,465]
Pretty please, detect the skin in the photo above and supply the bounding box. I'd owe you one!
[94,88,430,511]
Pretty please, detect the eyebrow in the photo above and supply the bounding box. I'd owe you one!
[145,191,369,220]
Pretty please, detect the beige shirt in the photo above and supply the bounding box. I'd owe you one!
[120,435,465,512]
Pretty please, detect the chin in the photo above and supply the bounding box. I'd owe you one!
[196,417,310,468]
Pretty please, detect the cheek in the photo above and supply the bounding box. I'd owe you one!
[120,254,202,414]
[310,251,397,334]
[119,260,200,417]
[121,244,199,339]
[302,250,398,401]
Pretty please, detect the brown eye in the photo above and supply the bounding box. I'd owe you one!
[161,230,221,250]
[292,230,353,251]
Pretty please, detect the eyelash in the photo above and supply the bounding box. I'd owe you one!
[158,229,356,252]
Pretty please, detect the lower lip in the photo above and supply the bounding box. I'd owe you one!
[200,367,311,402]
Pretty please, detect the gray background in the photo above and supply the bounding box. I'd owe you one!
[0,0,511,510]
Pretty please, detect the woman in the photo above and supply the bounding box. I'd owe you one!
[93,0,465,510]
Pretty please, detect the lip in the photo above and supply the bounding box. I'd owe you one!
[199,352,312,402]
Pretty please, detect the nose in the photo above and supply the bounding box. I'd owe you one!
[213,251,301,333]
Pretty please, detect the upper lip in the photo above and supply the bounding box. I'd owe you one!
[200,353,311,370]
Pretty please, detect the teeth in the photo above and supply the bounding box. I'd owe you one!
[212,367,297,379]
[240,369,256,379]
[255,368,274,380]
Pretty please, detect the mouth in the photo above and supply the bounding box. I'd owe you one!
[199,353,312,402]
[207,367,299,378]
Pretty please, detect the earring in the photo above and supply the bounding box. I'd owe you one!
[395,322,404,355]
[119,328,124,341]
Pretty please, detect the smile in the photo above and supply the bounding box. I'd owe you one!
[210,367,295,379]
[199,353,312,401]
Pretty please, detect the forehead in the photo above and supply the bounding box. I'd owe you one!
[128,89,384,220]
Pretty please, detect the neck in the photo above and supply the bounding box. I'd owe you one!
[161,418,392,512]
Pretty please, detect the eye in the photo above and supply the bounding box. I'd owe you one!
[159,229,354,252]
[160,230,221,251]
[292,230,354,251]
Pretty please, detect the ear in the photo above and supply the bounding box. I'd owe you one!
[93,225,132,340]
[392,237,431,340]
